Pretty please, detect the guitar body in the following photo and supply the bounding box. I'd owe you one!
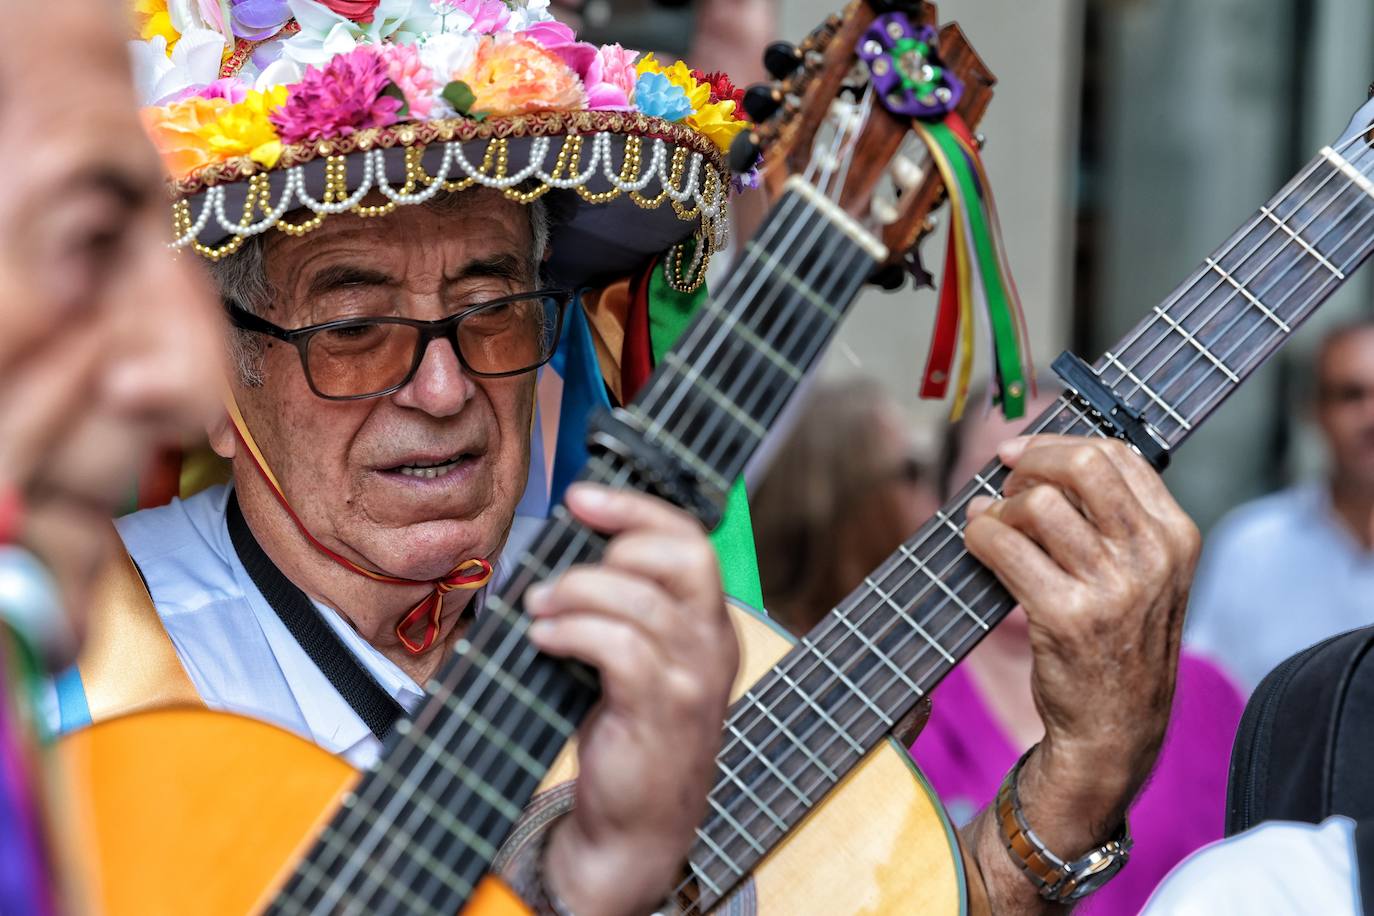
[542,606,967,915]
[59,605,962,915]
[57,708,528,916]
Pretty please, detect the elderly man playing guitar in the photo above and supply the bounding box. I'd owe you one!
[54,2,1202,914]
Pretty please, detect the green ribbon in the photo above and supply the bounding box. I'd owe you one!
[925,122,1027,419]
[647,256,766,614]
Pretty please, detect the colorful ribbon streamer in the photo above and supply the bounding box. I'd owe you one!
[0,631,58,916]
[914,112,1034,420]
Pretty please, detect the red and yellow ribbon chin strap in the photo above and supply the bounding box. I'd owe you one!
[224,395,492,656]
[914,112,1034,421]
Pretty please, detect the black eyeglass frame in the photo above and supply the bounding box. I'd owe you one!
[227,288,572,402]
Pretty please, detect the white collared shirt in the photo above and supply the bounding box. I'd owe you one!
[1142,816,1360,914]
[1185,483,1374,692]
[107,484,540,769]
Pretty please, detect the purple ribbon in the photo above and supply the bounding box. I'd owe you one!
[858,12,963,120]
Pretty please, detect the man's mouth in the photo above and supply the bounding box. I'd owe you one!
[386,452,478,480]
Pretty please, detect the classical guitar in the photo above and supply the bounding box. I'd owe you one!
[550,70,1374,916]
[59,2,996,913]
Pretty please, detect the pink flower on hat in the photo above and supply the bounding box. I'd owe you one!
[270,46,403,145]
[523,20,597,77]
[441,0,510,34]
[584,43,639,110]
[381,43,440,119]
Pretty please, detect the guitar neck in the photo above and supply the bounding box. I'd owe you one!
[265,178,885,915]
[684,133,1374,909]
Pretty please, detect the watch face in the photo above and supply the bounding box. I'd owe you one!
[1063,855,1127,901]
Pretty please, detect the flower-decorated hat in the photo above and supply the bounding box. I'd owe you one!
[132,0,751,287]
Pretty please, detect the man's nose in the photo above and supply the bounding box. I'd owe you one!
[390,333,476,417]
[106,246,223,433]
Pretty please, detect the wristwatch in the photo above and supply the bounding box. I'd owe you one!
[995,747,1133,903]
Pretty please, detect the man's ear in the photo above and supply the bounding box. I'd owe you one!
[207,408,236,460]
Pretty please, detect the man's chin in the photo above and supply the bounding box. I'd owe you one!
[362,517,506,581]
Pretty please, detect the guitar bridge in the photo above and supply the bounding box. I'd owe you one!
[1051,352,1172,471]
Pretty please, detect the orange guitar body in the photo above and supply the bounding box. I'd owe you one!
[58,607,962,914]
[58,708,529,916]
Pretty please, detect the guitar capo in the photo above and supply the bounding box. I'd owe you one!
[1051,352,1172,471]
[586,408,728,531]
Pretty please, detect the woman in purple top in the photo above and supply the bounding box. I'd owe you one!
[911,610,1244,914]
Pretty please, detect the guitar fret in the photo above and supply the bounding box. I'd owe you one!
[1259,205,1346,279]
[405,705,546,785]
[1150,306,1241,383]
[797,638,894,728]
[970,471,1002,499]
[712,754,787,838]
[867,566,961,661]
[742,240,844,325]
[318,789,477,907]
[774,667,865,755]
[631,409,733,492]
[829,608,925,696]
[443,641,577,739]
[1321,145,1374,202]
[1204,258,1292,333]
[1101,352,1193,431]
[385,723,524,823]
[662,351,769,442]
[736,694,826,799]
[699,299,804,382]
[694,828,746,880]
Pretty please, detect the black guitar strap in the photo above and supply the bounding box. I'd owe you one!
[226,492,405,742]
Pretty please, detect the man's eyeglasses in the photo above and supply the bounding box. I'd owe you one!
[227,289,571,401]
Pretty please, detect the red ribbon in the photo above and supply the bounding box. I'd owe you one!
[229,420,493,656]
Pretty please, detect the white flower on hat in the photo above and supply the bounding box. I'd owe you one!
[279,0,437,69]
[129,29,227,105]
[506,0,554,32]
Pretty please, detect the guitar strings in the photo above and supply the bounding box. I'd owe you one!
[686,126,1374,889]
[693,133,1374,877]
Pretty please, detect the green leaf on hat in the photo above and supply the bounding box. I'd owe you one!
[442,80,478,117]
[381,83,410,119]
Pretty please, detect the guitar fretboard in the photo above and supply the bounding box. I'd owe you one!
[682,130,1374,909]
[264,178,884,915]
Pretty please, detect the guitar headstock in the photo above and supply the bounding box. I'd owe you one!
[734,1,996,284]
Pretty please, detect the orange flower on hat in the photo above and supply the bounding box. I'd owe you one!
[142,96,231,180]
[457,36,586,117]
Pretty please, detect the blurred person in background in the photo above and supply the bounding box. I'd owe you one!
[0,0,223,908]
[752,378,939,635]
[1187,318,1374,692]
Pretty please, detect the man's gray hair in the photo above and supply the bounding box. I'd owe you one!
[210,189,552,386]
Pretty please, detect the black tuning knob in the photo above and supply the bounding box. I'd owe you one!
[763,41,803,79]
[868,264,908,292]
[743,84,783,122]
[729,131,763,175]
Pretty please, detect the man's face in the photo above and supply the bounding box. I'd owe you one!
[1317,328,1374,487]
[0,0,222,512]
[227,193,540,580]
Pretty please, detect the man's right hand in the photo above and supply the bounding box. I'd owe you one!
[960,435,1200,914]
[526,483,739,916]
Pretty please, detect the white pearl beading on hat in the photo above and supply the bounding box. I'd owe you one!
[173,133,727,249]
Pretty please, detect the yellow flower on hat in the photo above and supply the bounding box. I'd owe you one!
[636,54,710,112]
[690,99,748,152]
[135,0,181,50]
[193,86,289,170]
